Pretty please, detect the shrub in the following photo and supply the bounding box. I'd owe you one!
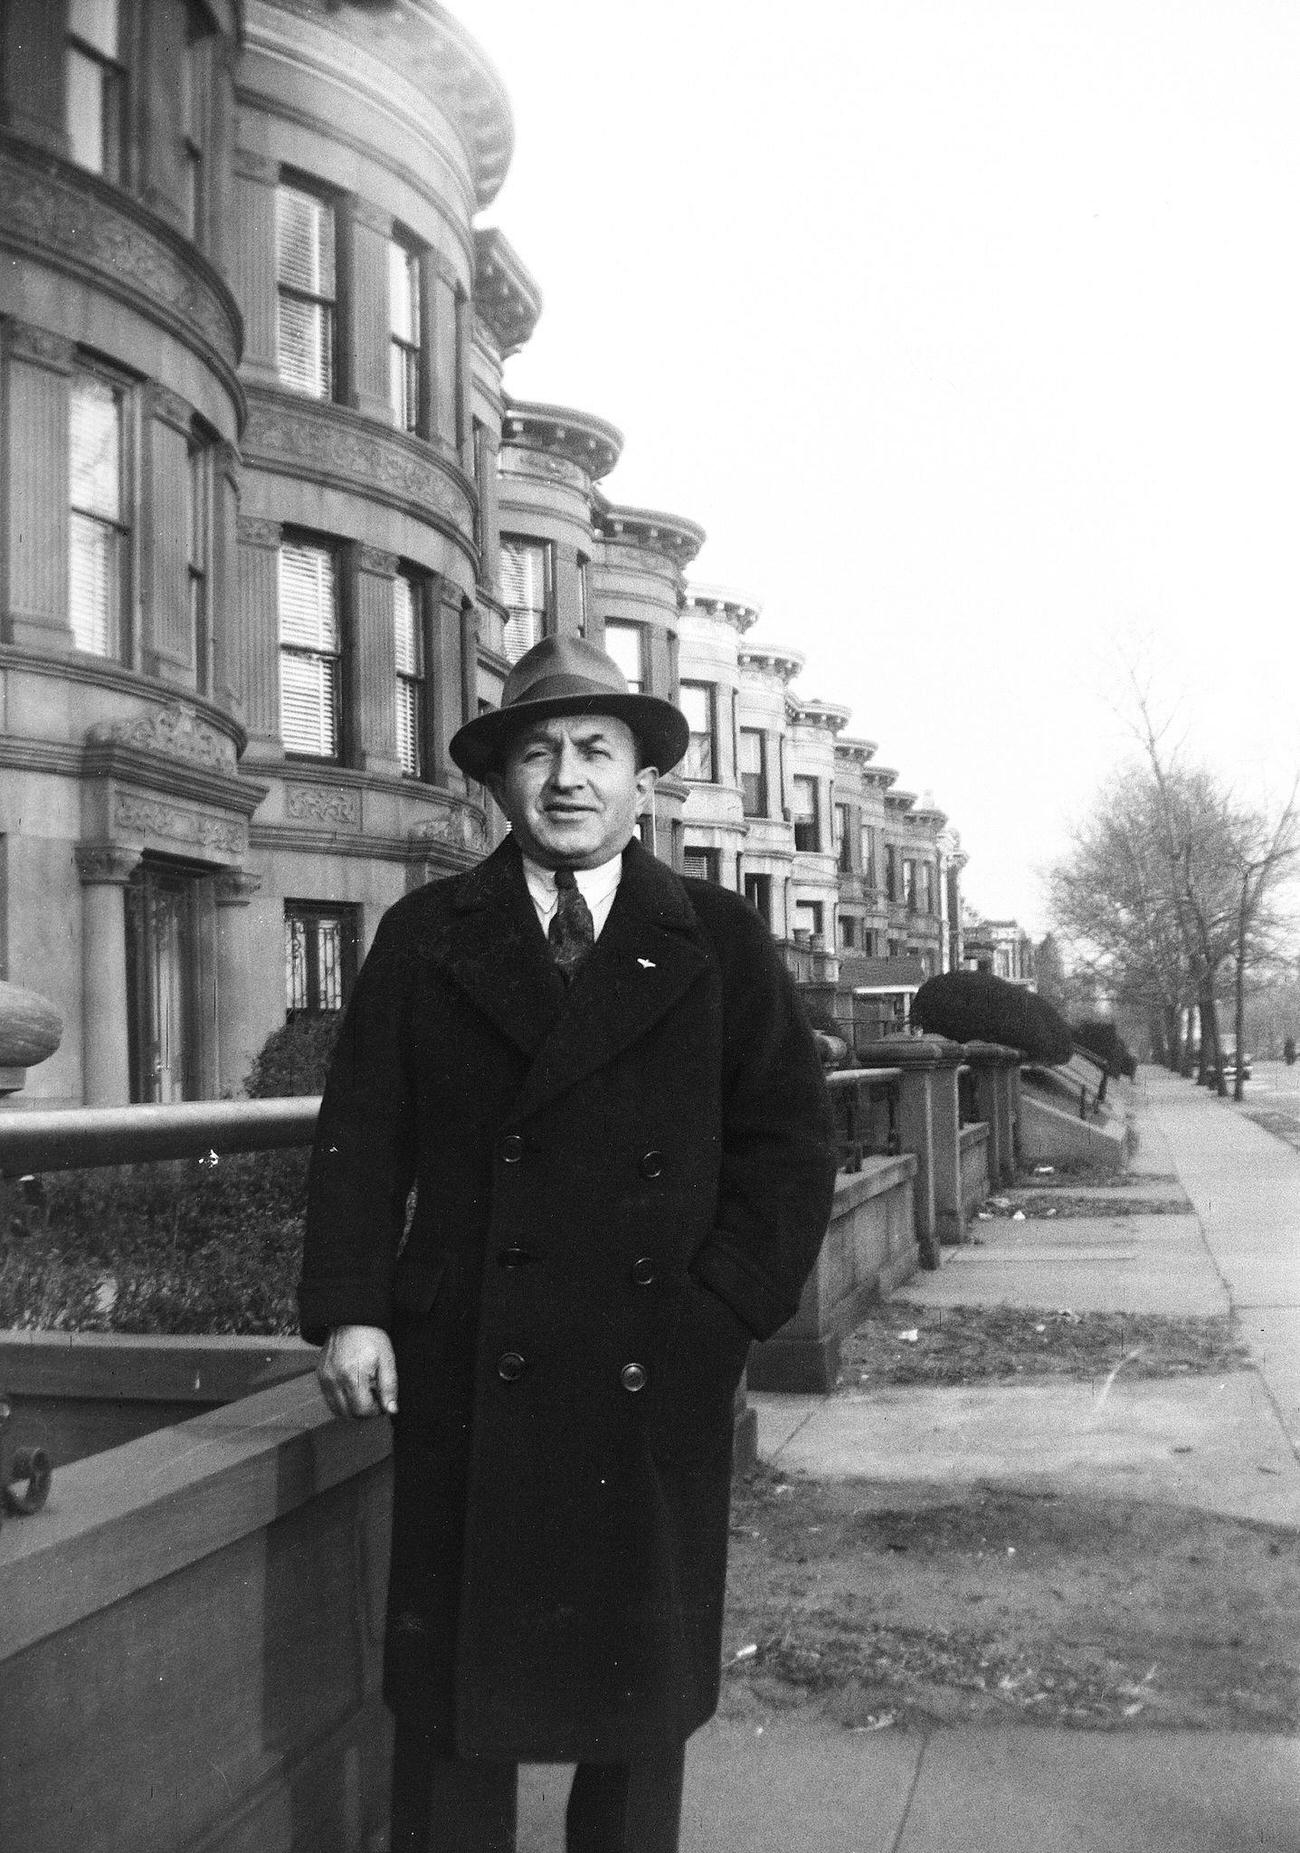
[911,971,1073,1065]
[1072,1018,1138,1079]
[244,1012,340,1098]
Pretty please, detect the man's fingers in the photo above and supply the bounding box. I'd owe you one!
[319,1326,398,1419]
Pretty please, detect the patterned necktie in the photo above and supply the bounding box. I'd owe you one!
[549,867,596,983]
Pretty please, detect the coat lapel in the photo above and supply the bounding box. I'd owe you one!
[514,838,710,1121]
[420,837,564,1059]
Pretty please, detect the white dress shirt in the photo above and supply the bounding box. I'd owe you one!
[522,852,623,941]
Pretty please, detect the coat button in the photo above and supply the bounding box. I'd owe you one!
[631,1256,656,1286]
[638,1149,665,1179]
[499,1133,525,1164]
[620,1362,648,1393]
[497,1352,526,1382]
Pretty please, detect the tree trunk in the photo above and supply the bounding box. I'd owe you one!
[1234,878,1249,1103]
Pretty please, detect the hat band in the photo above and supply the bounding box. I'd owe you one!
[507,672,626,705]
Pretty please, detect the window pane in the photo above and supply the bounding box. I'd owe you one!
[66,49,107,171]
[604,623,643,693]
[792,777,816,823]
[316,920,343,1012]
[280,650,337,756]
[279,543,338,649]
[69,512,119,655]
[393,574,419,673]
[70,376,121,518]
[389,241,420,343]
[277,295,333,397]
[396,678,420,776]
[277,186,334,295]
[739,730,762,776]
[69,0,119,58]
[499,537,547,612]
[285,915,309,1012]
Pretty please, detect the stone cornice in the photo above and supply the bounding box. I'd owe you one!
[501,400,623,482]
[595,503,706,568]
[862,764,897,790]
[739,642,803,684]
[247,1,514,210]
[885,789,918,811]
[475,229,543,356]
[684,583,762,633]
[80,740,270,819]
[241,388,476,560]
[0,134,244,421]
[790,697,851,734]
[834,734,879,765]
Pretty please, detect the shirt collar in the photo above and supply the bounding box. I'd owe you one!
[521,850,624,913]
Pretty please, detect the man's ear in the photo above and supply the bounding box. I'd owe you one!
[635,766,659,810]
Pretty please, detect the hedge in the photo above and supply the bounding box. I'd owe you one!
[911,971,1073,1065]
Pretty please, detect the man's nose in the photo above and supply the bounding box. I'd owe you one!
[548,739,584,787]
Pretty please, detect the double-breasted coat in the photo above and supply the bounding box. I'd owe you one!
[299,835,837,1763]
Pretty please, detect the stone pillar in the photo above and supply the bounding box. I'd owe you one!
[4,324,75,652]
[234,516,284,756]
[857,1037,963,1268]
[215,870,263,1098]
[352,548,401,775]
[75,847,141,1106]
[230,151,281,389]
[142,386,193,683]
[964,1041,1020,1184]
[343,202,393,424]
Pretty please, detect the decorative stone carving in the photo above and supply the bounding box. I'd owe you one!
[0,148,238,363]
[357,547,399,577]
[4,320,76,369]
[285,783,361,826]
[75,845,142,885]
[504,451,587,490]
[237,515,282,548]
[243,399,468,526]
[87,704,238,772]
[410,807,484,851]
[0,982,62,1068]
[113,794,246,856]
[214,869,263,908]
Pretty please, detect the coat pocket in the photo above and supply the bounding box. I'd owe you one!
[391,1251,450,1317]
[647,1275,752,1459]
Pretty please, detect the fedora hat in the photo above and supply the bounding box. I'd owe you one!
[449,634,690,780]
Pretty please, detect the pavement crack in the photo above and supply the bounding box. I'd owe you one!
[889,1728,931,1853]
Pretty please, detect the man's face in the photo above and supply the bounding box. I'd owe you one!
[487,713,657,869]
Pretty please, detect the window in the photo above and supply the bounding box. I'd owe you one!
[187,429,211,690]
[576,556,589,637]
[792,776,820,852]
[835,802,853,873]
[69,369,128,657]
[904,857,919,911]
[681,682,716,781]
[276,181,335,398]
[67,0,124,180]
[279,538,341,758]
[604,622,644,694]
[126,861,203,1103]
[683,847,721,884]
[739,729,767,817]
[794,900,824,943]
[921,862,935,915]
[394,569,426,778]
[285,903,358,1016]
[885,845,899,902]
[860,824,878,890]
[499,535,551,663]
[389,237,423,431]
[839,915,857,950]
[743,872,772,925]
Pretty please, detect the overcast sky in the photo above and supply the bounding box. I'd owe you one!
[451,0,1300,932]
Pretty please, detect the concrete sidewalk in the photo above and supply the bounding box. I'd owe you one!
[526,1067,1300,1851]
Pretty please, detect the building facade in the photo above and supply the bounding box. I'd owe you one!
[1,0,965,1104]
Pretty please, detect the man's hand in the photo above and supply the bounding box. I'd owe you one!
[318,1324,398,1419]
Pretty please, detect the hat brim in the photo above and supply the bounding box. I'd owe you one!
[449,691,690,781]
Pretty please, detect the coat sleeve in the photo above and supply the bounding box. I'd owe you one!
[687,898,839,1341]
[297,903,420,1346]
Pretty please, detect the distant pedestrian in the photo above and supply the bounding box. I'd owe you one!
[300,636,837,1853]
[1285,1036,1296,1067]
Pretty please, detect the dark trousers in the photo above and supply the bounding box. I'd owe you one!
[390,1724,686,1853]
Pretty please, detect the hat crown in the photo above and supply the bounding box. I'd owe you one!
[500,634,628,709]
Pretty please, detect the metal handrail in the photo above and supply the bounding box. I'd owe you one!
[824,1066,903,1171]
[0,1097,321,1176]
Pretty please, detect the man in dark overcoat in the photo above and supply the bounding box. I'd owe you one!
[299,635,837,1853]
